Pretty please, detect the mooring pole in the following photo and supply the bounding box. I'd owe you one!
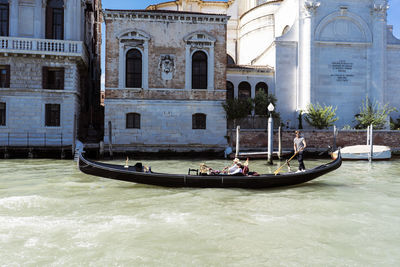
[267,104,274,165]
[235,125,240,158]
[369,124,373,162]
[108,121,113,159]
[278,126,282,160]
[333,125,338,151]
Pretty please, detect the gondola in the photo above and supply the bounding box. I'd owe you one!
[78,152,342,189]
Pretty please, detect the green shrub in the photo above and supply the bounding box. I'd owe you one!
[390,117,400,130]
[354,97,397,129]
[304,103,339,129]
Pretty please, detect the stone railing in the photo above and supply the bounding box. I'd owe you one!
[0,36,88,65]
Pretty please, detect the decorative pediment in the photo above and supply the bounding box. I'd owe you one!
[184,31,216,43]
[117,29,151,41]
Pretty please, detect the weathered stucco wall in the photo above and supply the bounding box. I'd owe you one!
[105,11,227,91]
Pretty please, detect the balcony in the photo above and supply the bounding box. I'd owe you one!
[0,36,88,65]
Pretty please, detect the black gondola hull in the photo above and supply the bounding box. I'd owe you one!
[78,153,342,189]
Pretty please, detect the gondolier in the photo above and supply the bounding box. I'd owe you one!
[294,130,307,171]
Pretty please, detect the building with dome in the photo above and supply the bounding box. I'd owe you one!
[103,0,400,152]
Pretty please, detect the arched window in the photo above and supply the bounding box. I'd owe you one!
[238,81,251,100]
[0,0,9,37]
[46,0,64,40]
[255,82,269,115]
[227,54,235,65]
[126,49,142,88]
[255,82,268,96]
[192,113,206,129]
[226,81,234,100]
[126,113,140,129]
[192,51,207,89]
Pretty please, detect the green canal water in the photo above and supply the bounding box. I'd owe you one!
[1,157,400,266]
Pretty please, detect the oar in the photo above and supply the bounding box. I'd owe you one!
[274,152,298,175]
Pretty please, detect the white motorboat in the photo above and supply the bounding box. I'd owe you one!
[332,145,391,160]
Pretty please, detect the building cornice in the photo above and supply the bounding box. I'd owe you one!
[103,9,229,24]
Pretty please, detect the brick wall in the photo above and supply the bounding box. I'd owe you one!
[232,129,400,152]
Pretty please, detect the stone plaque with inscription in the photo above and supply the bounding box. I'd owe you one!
[330,60,354,82]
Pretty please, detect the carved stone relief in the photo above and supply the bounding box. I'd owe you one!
[158,55,175,81]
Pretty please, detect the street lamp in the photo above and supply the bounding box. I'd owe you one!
[267,103,274,165]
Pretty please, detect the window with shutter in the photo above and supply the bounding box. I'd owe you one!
[192,113,206,129]
[0,65,10,88]
[0,0,8,37]
[126,113,141,129]
[126,49,142,88]
[192,51,207,89]
[45,104,60,127]
[0,102,5,126]
[46,0,64,40]
[43,67,64,89]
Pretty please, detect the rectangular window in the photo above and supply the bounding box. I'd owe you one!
[192,113,206,129]
[126,113,140,129]
[45,104,60,127]
[0,2,9,37]
[0,102,5,126]
[43,67,64,89]
[0,65,10,88]
[46,6,63,40]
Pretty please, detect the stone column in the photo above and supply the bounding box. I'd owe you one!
[185,44,191,90]
[10,0,19,36]
[208,45,214,90]
[143,41,149,90]
[370,1,388,104]
[298,0,320,111]
[118,43,124,88]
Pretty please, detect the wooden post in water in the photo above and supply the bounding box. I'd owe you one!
[235,125,240,158]
[278,126,282,160]
[333,125,338,151]
[108,121,113,159]
[72,114,77,157]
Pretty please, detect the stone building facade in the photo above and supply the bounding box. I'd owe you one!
[103,10,228,152]
[149,0,400,129]
[0,0,102,153]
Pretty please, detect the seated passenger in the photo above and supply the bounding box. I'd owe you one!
[229,162,243,175]
[223,158,240,174]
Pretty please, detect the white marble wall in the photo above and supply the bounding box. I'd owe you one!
[104,100,227,150]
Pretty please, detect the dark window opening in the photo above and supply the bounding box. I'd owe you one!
[192,51,207,89]
[45,103,60,127]
[126,113,140,129]
[238,81,251,99]
[0,0,9,37]
[43,67,64,89]
[255,82,269,115]
[192,113,206,129]
[0,102,5,126]
[46,0,64,40]
[126,49,142,88]
[0,65,10,88]
[255,82,268,96]
[226,81,234,100]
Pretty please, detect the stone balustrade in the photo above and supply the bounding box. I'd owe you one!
[0,36,88,65]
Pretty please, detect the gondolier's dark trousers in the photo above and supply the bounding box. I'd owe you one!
[298,151,306,171]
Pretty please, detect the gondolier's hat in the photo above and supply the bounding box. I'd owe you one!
[233,158,240,163]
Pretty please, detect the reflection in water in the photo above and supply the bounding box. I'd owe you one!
[1,157,400,265]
